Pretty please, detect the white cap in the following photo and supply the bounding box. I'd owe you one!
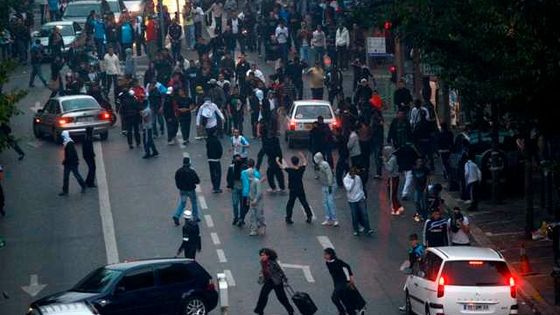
[183,210,193,220]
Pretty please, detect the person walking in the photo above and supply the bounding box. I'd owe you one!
[464,155,482,211]
[226,154,245,225]
[335,23,350,70]
[206,134,224,193]
[412,158,431,222]
[448,207,471,246]
[277,152,313,224]
[323,247,356,315]
[314,152,338,226]
[307,62,324,100]
[82,127,96,187]
[385,147,404,215]
[121,83,143,148]
[343,167,374,236]
[103,46,121,100]
[0,123,25,160]
[175,210,202,259]
[58,131,86,196]
[141,100,159,159]
[239,158,260,227]
[174,87,194,145]
[29,39,48,88]
[247,168,266,236]
[196,97,225,137]
[172,157,200,225]
[254,248,295,315]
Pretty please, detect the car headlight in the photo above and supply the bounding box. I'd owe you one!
[27,307,40,315]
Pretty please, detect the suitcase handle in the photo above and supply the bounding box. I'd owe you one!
[284,284,295,297]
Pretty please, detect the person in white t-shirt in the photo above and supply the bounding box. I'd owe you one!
[464,156,481,211]
[448,207,470,245]
[275,20,290,63]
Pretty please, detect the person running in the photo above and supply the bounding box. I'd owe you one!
[343,167,374,236]
[324,247,356,315]
[175,210,202,259]
[254,248,295,315]
[247,168,266,236]
[58,131,86,196]
[277,152,313,224]
[226,154,245,225]
[314,152,338,226]
[82,127,96,187]
[172,157,200,225]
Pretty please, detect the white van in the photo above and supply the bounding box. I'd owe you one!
[403,247,518,315]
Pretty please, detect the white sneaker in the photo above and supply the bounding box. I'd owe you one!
[413,214,421,222]
[249,231,258,236]
[332,221,339,227]
[391,210,399,216]
[266,188,275,193]
[464,200,473,204]
[167,140,175,145]
[321,220,332,226]
[397,206,405,214]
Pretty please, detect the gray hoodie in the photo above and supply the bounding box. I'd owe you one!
[124,48,136,77]
[247,169,263,210]
[313,152,334,187]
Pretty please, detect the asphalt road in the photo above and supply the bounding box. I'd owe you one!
[0,47,535,315]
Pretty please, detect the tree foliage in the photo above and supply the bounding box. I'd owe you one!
[0,61,27,152]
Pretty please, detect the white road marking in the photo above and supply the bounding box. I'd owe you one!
[301,206,316,219]
[21,274,47,297]
[199,196,208,209]
[183,152,190,158]
[210,232,221,245]
[95,141,120,264]
[224,269,236,287]
[196,185,202,192]
[217,249,227,263]
[317,236,335,249]
[280,263,315,283]
[204,214,214,228]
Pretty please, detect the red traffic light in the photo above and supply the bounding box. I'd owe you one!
[389,65,397,73]
[384,21,392,30]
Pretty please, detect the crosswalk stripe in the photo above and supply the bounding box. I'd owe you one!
[317,236,335,249]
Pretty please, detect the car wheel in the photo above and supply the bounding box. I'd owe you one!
[182,296,206,315]
[52,128,62,144]
[100,131,109,141]
[33,124,42,139]
[405,291,415,315]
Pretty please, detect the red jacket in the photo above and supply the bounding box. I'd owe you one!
[145,20,157,42]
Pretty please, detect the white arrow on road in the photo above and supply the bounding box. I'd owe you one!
[30,101,43,113]
[280,263,315,283]
[21,274,47,297]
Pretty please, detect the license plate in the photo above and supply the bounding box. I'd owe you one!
[463,304,489,311]
[78,117,94,122]
[304,123,313,130]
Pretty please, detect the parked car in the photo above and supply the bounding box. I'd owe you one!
[32,21,82,59]
[403,246,518,315]
[33,95,111,143]
[27,258,219,315]
[284,100,337,148]
[62,0,126,25]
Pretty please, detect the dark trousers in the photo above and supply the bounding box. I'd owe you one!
[240,196,249,222]
[62,165,85,193]
[254,280,294,314]
[466,181,479,211]
[388,176,402,211]
[105,74,118,100]
[372,142,383,176]
[125,118,141,146]
[439,150,451,178]
[332,285,347,313]
[208,161,222,191]
[251,112,259,138]
[171,41,181,61]
[84,156,96,187]
[232,112,243,134]
[267,164,285,190]
[143,129,158,155]
[29,63,47,86]
[0,183,4,216]
[7,138,24,157]
[336,156,349,187]
[120,43,132,59]
[166,117,179,142]
[178,114,191,142]
[336,46,348,69]
[311,87,324,100]
[135,36,144,56]
[286,189,312,220]
[294,80,303,100]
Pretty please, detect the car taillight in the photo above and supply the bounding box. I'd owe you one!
[437,276,445,298]
[99,111,111,120]
[207,281,216,291]
[289,119,296,131]
[58,117,74,125]
[331,119,338,128]
[509,276,516,298]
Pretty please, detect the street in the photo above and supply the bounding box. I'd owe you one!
[0,51,536,315]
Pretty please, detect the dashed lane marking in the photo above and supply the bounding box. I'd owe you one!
[224,269,236,287]
[317,236,335,249]
[210,232,221,245]
[216,249,227,263]
[198,196,208,210]
[182,152,190,158]
[204,215,214,228]
[280,263,315,283]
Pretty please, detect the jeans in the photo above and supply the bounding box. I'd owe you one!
[178,114,191,142]
[402,170,413,197]
[29,64,47,86]
[84,156,96,187]
[94,38,105,58]
[466,181,479,211]
[142,128,158,155]
[173,190,199,220]
[313,47,325,66]
[300,46,310,65]
[279,42,288,63]
[166,117,178,142]
[231,187,243,220]
[388,176,402,211]
[62,165,85,193]
[349,199,371,233]
[336,45,348,69]
[249,205,265,233]
[184,24,195,49]
[49,9,59,21]
[151,110,165,136]
[105,74,118,100]
[208,161,222,191]
[125,118,141,146]
[254,280,294,314]
[171,40,181,61]
[415,188,428,219]
[286,189,312,220]
[321,186,337,221]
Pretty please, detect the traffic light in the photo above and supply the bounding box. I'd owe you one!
[389,65,397,83]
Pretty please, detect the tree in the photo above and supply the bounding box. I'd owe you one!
[0,61,27,152]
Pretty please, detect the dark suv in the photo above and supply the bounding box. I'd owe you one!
[27,258,218,315]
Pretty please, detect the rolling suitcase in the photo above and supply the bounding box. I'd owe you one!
[286,285,318,315]
[341,284,367,313]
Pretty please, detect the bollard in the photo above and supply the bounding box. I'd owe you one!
[217,273,229,314]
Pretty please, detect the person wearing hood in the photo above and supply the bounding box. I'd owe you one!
[227,154,245,225]
[249,88,264,139]
[314,152,338,226]
[82,127,96,187]
[196,97,225,137]
[141,99,159,159]
[343,167,374,236]
[247,168,266,236]
[59,131,86,196]
[239,159,261,227]
[123,48,136,78]
[173,157,201,225]
[175,210,202,259]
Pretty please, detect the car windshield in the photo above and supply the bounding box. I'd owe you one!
[39,25,74,37]
[72,268,122,293]
[62,98,100,112]
[64,3,100,17]
[294,105,333,120]
[442,260,511,286]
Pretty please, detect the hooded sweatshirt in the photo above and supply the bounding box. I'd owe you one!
[241,167,261,197]
[61,131,79,166]
[196,100,225,129]
[247,169,263,210]
[124,49,136,77]
[314,152,333,187]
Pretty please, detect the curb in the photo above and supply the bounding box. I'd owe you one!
[441,189,559,315]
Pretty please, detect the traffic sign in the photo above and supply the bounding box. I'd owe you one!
[367,37,386,55]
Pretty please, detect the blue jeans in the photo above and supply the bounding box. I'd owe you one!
[349,199,371,233]
[321,186,337,221]
[300,46,310,65]
[142,129,157,155]
[415,188,427,219]
[231,187,243,220]
[184,25,195,49]
[173,190,199,220]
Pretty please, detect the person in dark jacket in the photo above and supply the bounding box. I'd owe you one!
[168,18,183,61]
[226,154,245,225]
[59,131,86,196]
[393,78,413,111]
[82,127,96,187]
[423,208,449,247]
[120,86,142,148]
[173,157,200,225]
[254,248,295,315]
[206,134,223,193]
[436,122,454,179]
[264,136,285,192]
[0,123,25,160]
[387,110,412,149]
[175,210,202,259]
[324,247,356,315]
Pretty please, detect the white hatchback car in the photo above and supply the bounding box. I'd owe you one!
[404,247,518,315]
[284,100,337,148]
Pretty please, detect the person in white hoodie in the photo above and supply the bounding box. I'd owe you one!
[103,46,121,100]
[59,131,86,196]
[464,156,482,211]
[196,97,225,137]
[343,167,374,236]
[335,23,350,70]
